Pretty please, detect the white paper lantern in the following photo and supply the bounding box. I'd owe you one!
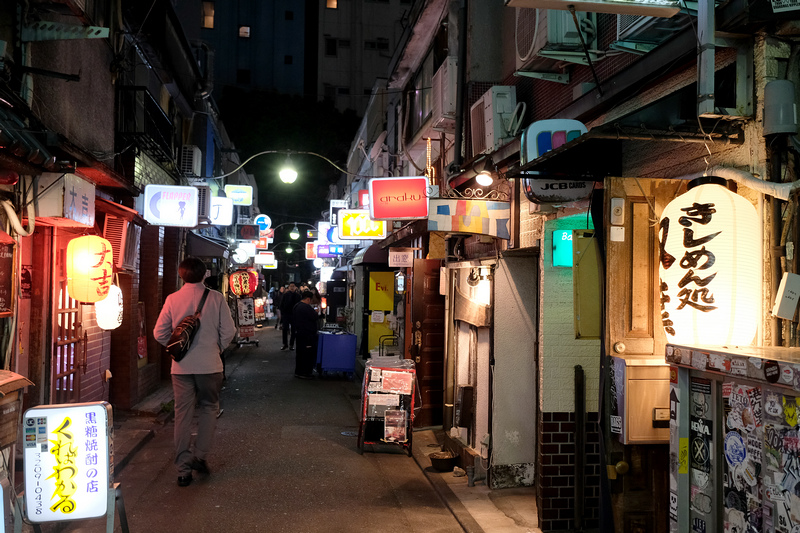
[95,285,123,330]
[658,178,759,346]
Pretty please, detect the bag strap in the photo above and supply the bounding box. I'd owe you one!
[194,288,210,317]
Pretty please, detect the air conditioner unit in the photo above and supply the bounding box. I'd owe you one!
[181,145,202,177]
[470,86,517,156]
[515,8,597,71]
[103,215,141,271]
[196,185,211,224]
[432,57,458,132]
[616,14,687,44]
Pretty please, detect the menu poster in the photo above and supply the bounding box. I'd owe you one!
[0,243,14,317]
[381,370,413,395]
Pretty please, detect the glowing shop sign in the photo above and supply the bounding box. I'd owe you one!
[143,184,199,227]
[223,185,254,206]
[368,177,429,220]
[209,197,234,226]
[337,209,386,240]
[23,402,112,523]
[658,179,759,346]
[552,230,573,267]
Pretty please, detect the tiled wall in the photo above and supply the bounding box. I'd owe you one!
[538,411,601,531]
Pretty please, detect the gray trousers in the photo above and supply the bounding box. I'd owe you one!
[172,372,224,475]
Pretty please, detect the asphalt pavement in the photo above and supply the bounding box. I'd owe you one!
[20,325,539,533]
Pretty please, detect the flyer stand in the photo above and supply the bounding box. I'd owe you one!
[357,359,418,456]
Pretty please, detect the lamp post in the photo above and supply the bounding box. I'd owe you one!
[270,222,318,240]
[213,150,356,183]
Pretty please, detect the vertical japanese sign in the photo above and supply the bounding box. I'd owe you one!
[63,173,95,227]
[237,297,255,338]
[23,402,112,522]
[0,240,13,317]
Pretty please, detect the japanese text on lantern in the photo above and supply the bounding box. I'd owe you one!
[659,201,720,336]
[91,242,113,299]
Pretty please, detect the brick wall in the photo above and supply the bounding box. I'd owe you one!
[538,411,601,531]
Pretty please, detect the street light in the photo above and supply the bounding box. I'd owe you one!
[289,224,300,240]
[279,153,298,184]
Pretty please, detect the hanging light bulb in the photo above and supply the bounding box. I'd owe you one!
[289,224,300,240]
[285,244,293,254]
[279,153,298,184]
[475,170,494,187]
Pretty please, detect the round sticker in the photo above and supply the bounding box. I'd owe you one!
[765,360,780,383]
[724,431,747,467]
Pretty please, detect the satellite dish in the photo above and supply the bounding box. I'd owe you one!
[368,131,388,162]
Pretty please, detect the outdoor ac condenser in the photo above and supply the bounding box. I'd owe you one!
[469,86,517,156]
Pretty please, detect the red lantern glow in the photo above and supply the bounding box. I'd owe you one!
[229,269,258,297]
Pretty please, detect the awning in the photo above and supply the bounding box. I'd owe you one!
[95,198,147,226]
[506,122,744,181]
[352,244,388,266]
[186,232,229,259]
[331,265,351,281]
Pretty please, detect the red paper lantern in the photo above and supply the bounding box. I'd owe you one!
[229,269,258,297]
[66,235,114,303]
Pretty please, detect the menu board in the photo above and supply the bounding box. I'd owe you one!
[0,243,14,317]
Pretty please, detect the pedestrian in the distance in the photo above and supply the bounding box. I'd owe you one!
[279,282,301,350]
[293,290,319,379]
[154,257,236,487]
[273,285,285,329]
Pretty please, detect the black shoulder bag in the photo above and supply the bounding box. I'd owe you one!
[167,288,210,362]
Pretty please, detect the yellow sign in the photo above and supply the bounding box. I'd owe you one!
[369,272,394,311]
[679,437,688,474]
[338,209,386,240]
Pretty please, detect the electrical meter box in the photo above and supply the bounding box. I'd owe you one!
[609,356,670,444]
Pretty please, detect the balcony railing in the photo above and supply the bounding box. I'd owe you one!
[116,86,174,165]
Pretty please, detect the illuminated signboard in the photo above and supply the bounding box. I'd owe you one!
[318,221,346,244]
[236,225,260,241]
[254,252,276,265]
[358,189,370,208]
[24,402,112,522]
[317,244,344,258]
[224,185,254,206]
[143,184,198,227]
[368,177,429,220]
[305,242,318,260]
[329,199,348,226]
[337,209,386,240]
[209,197,234,226]
[552,230,573,267]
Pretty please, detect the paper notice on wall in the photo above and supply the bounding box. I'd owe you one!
[371,311,385,323]
[368,394,399,407]
[770,0,800,12]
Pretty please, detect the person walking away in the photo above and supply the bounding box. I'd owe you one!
[154,257,236,487]
[293,290,319,378]
[279,282,301,350]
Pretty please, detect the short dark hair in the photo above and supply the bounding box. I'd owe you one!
[179,257,207,284]
[301,290,314,300]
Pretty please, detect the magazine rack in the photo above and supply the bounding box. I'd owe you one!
[357,359,416,456]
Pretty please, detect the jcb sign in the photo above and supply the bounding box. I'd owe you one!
[337,209,386,240]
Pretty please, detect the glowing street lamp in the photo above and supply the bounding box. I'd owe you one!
[279,154,298,184]
[289,224,300,240]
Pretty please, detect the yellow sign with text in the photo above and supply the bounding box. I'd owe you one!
[338,209,386,240]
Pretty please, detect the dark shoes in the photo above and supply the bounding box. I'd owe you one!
[191,458,210,474]
[294,374,313,380]
[280,345,288,351]
[289,346,295,351]
[177,474,193,487]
